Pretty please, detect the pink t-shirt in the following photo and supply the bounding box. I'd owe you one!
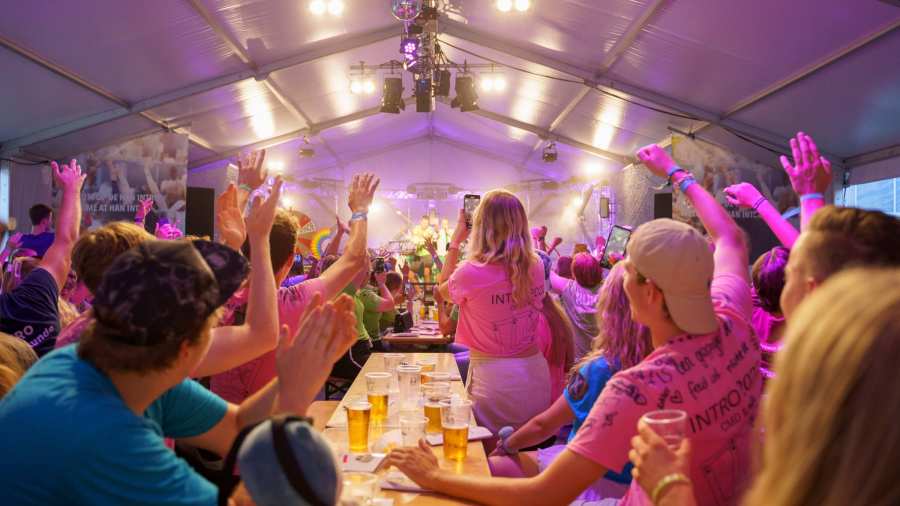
[54,311,92,349]
[449,258,548,356]
[568,273,761,506]
[751,306,784,379]
[210,278,325,404]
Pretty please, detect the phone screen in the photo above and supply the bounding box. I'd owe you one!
[601,226,632,268]
[463,194,480,229]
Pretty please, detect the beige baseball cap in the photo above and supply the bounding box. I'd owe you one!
[627,219,718,335]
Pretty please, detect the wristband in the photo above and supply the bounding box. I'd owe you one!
[497,426,517,455]
[677,176,697,193]
[448,242,461,251]
[651,473,691,505]
[350,211,368,222]
[238,184,252,193]
[752,196,767,211]
[666,166,685,186]
[800,192,824,202]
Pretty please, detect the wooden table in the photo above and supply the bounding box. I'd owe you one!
[382,332,454,347]
[322,352,489,505]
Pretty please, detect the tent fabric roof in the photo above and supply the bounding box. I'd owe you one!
[2,0,899,178]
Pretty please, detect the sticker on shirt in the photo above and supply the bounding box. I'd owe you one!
[566,371,589,401]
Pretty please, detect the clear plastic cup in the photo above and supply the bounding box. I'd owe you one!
[383,353,405,392]
[440,399,472,461]
[341,472,378,506]
[365,372,391,421]
[344,396,372,454]
[422,382,451,434]
[421,371,451,384]
[399,413,429,447]
[416,357,437,374]
[396,364,422,411]
[641,409,687,449]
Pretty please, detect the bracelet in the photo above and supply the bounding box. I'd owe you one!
[447,242,461,251]
[238,184,252,192]
[751,196,767,211]
[497,426,517,455]
[677,176,697,193]
[800,192,824,202]
[350,211,368,222]
[651,473,691,505]
[666,166,686,186]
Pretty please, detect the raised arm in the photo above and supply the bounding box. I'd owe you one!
[372,271,396,312]
[724,183,798,248]
[779,132,833,230]
[315,174,379,301]
[39,160,85,289]
[323,215,348,258]
[637,145,748,282]
[191,178,283,377]
[437,209,469,301]
[215,184,246,251]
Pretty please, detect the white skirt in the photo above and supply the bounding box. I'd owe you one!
[466,352,552,433]
[537,444,629,505]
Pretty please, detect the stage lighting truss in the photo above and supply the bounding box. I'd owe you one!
[479,65,507,93]
[348,64,377,95]
[309,0,344,16]
[497,0,531,12]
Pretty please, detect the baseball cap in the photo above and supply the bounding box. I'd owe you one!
[233,416,341,506]
[92,239,249,346]
[627,219,717,335]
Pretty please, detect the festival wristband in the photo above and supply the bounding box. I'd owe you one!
[350,211,368,222]
[651,473,691,505]
[497,426,517,455]
[238,184,252,193]
[666,166,685,186]
[677,176,697,193]
[752,196,767,211]
[448,242,461,251]
[799,192,824,202]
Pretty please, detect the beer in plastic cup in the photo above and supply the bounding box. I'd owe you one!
[345,398,372,454]
[441,399,472,461]
[421,371,451,384]
[422,382,451,434]
[365,372,391,421]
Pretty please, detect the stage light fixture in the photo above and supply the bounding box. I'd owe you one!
[497,0,513,12]
[435,69,451,97]
[309,0,326,15]
[480,76,494,92]
[542,141,558,163]
[363,79,376,94]
[451,75,478,112]
[327,0,344,16]
[349,79,363,94]
[515,0,531,12]
[381,77,405,114]
[415,78,434,113]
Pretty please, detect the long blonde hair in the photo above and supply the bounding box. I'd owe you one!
[542,294,575,373]
[572,262,650,374]
[743,268,900,506]
[0,333,38,398]
[467,190,536,307]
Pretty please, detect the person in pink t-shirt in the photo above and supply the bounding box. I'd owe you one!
[384,144,760,506]
[439,192,552,434]
[211,174,378,403]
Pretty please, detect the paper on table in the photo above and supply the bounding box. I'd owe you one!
[380,471,430,493]
[340,452,386,473]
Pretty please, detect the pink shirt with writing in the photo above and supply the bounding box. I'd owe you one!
[210,278,324,404]
[568,273,761,506]
[449,259,548,356]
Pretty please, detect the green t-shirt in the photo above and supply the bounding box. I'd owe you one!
[380,308,397,333]
[357,287,387,340]
[343,285,370,342]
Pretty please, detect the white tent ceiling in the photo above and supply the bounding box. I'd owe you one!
[2,0,899,181]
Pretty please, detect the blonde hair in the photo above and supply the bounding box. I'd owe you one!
[467,190,536,307]
[744,268,900,506]
[542,295,575,374]
[572,262,651,374]
[0,333,38,398]
[72,221,153,293]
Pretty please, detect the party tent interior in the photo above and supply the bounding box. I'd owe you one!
[2,0,899,251]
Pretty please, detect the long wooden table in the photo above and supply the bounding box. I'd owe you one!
[322,352,489,505]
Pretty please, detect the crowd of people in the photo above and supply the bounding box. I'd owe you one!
[0,130,898,506]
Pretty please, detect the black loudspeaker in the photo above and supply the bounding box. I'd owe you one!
[186,187,215,239]
[654,193,673,219]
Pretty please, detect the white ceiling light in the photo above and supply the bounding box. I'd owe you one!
[497,0,513,12]
[480,77,494,92]
[514,0,530,12]
[363,79,376,94]
[328,0,344,16]
[493,75,507,91]
[349,79,363,94]
[309,0,326,15]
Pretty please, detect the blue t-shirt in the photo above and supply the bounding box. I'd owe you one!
[19,231,55,257]
[0,267,60,355]
[0,346,228,506]
[563,356,632,484]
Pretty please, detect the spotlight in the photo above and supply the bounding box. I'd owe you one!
[327,0,344,16]
[494,75,507,91]
[349,79,363,94]
[497,0,513,12]
[435,69,451,97]
[542,141,558,163]
[363,79,376,94]
[515,0,530,12]
[415,78,434,113]
[381,77,405,114]
[451,75,478,112]
[481,77,494,92]
[299,137,316,158]
[309,0,326,15]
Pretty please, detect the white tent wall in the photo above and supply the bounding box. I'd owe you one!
[847,156,900,186]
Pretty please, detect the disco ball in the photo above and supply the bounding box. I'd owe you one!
[391,0,422,21]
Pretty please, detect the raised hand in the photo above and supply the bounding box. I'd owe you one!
[216,184,247,248]
[336,215,350,235]
[375,270,388,286]
[245,177,283,242]
[52,159,86,193]
[155,222,183,240]
[424,237,438,256]
[629,420,692,500]
[383,439,441,489]
[135,197,153,222]
[723,182,765,209]
[347,173,380,213]
[237,149,268,190]
[780,132,833,196]
[636,144,677,179]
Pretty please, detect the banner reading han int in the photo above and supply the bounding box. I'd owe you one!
[670,135,798,261]
[52,132,189,233]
